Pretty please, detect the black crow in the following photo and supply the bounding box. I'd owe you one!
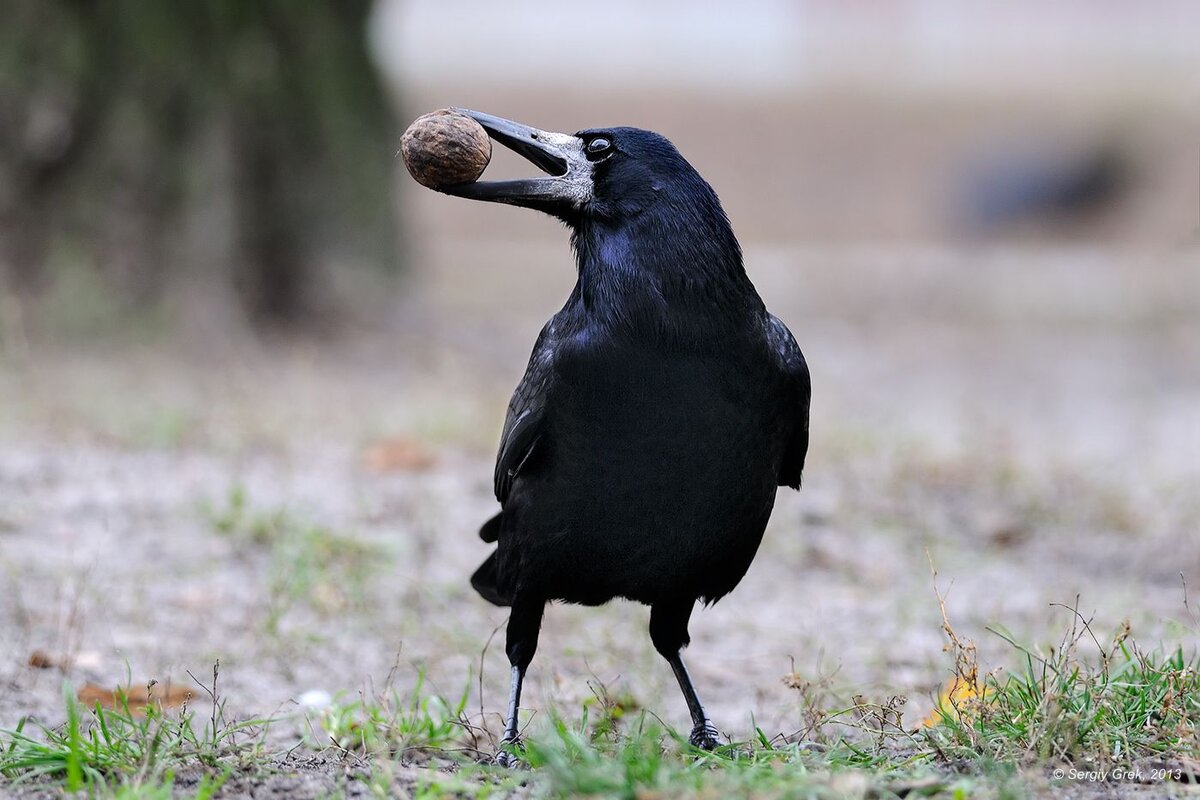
[438,110,810,764]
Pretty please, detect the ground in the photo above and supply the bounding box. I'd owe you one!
[2,238,1198,797]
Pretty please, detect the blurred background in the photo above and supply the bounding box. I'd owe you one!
[2,0,1199,741]
[4,0,1198,340]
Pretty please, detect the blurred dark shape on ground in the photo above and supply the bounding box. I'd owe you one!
[953,137,1132,238]
[0,0,400,332]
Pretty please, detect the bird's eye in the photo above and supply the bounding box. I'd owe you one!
[585,137,613,159]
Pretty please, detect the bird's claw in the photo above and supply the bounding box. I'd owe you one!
[495,737,524,768]
[687,722,721,751]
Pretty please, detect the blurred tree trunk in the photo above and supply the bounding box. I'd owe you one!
[0,0,400,333]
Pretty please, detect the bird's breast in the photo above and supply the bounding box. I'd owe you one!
[510,336,786,604]
[546,337,784,496]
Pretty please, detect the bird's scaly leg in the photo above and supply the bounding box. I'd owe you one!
[649,600,721,750]
[497,664,525,767]
[666,650,721,750]
[496,594,544,767]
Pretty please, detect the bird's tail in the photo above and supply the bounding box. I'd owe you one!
[479,512,502,543]
[470,551,512,606]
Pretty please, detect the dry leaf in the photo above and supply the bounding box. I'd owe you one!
[921,676,990,727]
[361,437,436,473]
[77,681,193,711]
[28,650,65,670]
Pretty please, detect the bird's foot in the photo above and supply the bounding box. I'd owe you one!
[687,722,721,751]
[494,737,524,768]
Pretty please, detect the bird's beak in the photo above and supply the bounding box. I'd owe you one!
[437,109,592,216]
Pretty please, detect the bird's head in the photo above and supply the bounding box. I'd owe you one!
[440,109,756,327]
[441,110,738,246]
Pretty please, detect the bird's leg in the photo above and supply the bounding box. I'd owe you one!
[496,594,544,768]
[499,664,524,761]
[666,650,721,750]
[649,600,721,750]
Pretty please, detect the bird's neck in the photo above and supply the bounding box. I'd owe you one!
[569,218,763,345]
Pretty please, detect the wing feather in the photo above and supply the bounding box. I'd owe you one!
[769,315,810,489]
[492,321,557,504]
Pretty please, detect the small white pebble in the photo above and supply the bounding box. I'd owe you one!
[298,690,332,708]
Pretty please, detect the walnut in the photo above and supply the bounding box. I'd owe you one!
[401,109,491,189]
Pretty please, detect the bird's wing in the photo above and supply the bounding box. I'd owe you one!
[769,314,810,489]
[493,321,557,504]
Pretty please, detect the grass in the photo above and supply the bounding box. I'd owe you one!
[444,610,1197,799]
[927,615,1200,769]
[507,714,957,800]
[0,671,262,797]
[206,484,389,631]
[3,608,1196,798]
[404,701,995,800]
[310,670,473,758]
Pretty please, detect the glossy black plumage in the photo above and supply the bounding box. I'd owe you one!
[437,113,809,760]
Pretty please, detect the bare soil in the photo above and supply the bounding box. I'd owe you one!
[2,239,1198,796]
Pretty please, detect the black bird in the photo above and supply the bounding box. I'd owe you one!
[956,140,1130,233]
[438,110,810,763]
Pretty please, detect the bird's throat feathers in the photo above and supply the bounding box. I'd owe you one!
[569,198,761,341]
